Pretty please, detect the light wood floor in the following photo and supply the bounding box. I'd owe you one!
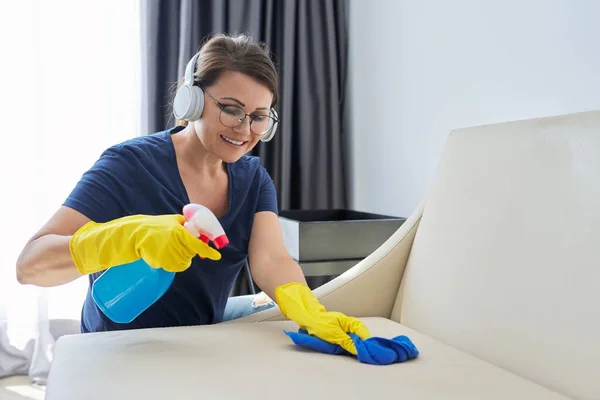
[0,376,45,400]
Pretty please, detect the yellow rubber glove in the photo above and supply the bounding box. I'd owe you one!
[69,214,221,275]
[275,282,371,355]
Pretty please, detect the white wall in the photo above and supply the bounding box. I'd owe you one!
[348,0,600,218]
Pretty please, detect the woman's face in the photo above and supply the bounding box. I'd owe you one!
[193,70,274,163]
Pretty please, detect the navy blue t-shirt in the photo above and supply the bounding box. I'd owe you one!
[63,126,278,333]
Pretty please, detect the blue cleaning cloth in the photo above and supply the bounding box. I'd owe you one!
[284,329,419,365]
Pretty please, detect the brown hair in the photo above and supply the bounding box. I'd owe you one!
[174,33,279,126]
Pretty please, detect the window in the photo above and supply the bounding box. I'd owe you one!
[0,0,141,330]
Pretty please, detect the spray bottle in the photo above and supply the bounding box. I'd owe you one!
[91,203,229,324]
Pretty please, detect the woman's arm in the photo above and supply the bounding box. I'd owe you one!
[247,210,370,355]
[247,211,307,301]
[16,206,90,287]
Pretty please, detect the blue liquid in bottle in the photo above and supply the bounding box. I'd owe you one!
[91,258,175,324]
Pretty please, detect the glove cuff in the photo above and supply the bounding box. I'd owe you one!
[274,282,325,318]
[69,221,102,275]
[274,281,312,302]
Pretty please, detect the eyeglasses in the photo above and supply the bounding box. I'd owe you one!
[199,84,278,136]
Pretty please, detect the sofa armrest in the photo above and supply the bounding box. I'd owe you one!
[231,200,425,323]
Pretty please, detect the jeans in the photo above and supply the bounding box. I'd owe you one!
[222,293,276,322]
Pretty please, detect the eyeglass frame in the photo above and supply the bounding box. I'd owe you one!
[195,83,279,137]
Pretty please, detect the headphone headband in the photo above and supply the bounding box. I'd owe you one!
[184,52,200,86]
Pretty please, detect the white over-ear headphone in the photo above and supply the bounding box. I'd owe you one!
[173,52,279,143]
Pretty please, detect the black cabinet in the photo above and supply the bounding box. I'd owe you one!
[278,209,405,286]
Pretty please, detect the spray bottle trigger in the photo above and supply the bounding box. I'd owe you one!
[198,234,210,259]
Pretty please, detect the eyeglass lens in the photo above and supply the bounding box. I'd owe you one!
[219,105,274,135]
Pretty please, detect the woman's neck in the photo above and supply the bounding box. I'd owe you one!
[174,125,225,177]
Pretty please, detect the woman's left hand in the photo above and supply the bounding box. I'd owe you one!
[274,282,371,355]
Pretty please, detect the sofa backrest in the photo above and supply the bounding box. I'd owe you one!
[392,110,600,400]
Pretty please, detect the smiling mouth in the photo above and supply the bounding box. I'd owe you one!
[220,134,247,146]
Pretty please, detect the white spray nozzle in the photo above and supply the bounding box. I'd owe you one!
[182,203,229,249]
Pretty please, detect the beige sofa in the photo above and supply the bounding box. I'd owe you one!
[44,110,599,400]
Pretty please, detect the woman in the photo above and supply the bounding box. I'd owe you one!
[15,33,369,355]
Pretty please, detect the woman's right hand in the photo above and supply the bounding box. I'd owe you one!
[68,214,222,275]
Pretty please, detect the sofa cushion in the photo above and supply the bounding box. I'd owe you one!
[394,110,600,400]
[45,317,567,399]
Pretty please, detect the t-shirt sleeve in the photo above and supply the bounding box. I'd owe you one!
[256,166,279,215]
[63,145,137,223]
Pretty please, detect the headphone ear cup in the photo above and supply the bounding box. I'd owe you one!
[261,109,278,142]
[173,85,204,122]
[186,85,204,121]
